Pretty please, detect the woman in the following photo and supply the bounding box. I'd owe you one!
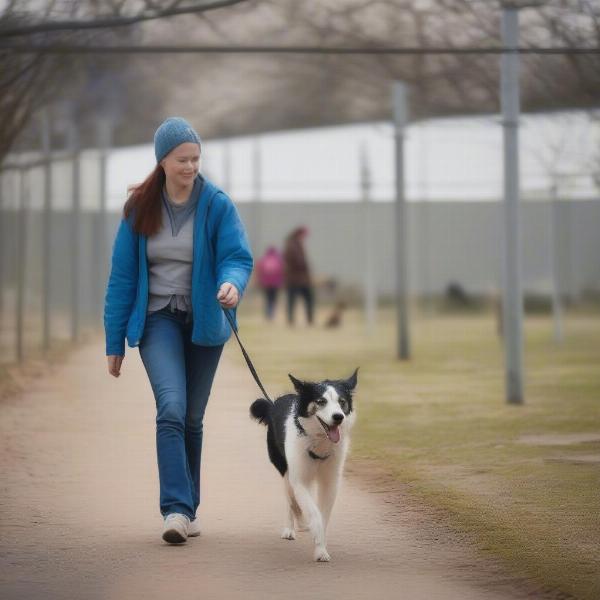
[104,117,253,544]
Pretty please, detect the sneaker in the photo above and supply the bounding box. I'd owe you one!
[162,513,189,544]
[188,518,201,537]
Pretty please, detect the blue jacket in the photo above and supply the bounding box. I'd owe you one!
[104,177,253,356]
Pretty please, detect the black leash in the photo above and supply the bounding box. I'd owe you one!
[205,193,272,403]
[221,307,273,403]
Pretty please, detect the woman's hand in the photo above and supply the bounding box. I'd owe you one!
[217,282,240,308]
[107,355,124,378]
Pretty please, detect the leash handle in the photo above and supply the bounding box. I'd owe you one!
[221,307,273,403]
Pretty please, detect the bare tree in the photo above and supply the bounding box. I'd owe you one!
[168,0,599,138]
[260,0,600,121]
[2,0,599,159]
[0,1,251,36]
[0,0,254,162]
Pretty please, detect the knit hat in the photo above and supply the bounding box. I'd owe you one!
[154,117,201,163]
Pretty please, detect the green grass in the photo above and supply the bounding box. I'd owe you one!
[232,299,600,599]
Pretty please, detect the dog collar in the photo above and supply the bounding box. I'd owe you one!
[308,450,330,461]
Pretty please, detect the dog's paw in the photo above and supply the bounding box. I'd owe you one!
[281,528,296,540]
[313,547,331,562]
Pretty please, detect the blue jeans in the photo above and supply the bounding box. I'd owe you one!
[139,306,224,520]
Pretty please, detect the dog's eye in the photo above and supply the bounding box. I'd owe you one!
[316,399,327,406]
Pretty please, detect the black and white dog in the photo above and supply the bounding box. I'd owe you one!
[250,369,358,562]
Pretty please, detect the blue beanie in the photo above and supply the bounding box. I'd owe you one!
[154,117,201,163]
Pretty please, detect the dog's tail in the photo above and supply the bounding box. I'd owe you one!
[249,398,273,426]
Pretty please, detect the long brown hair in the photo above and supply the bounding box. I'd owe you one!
[123,164,165,237]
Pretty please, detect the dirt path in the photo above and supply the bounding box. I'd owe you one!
[0,340,536,600]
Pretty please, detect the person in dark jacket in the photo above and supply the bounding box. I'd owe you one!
[283,226,314,326]
[104,117,253,545]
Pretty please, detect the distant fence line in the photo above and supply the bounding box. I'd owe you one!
[235,199,600,299]
[0,149,109,365]
[1,149,599,365]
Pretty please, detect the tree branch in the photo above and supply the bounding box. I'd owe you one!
[0,0,251,37]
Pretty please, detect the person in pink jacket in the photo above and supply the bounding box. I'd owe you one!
[256,246,284,320]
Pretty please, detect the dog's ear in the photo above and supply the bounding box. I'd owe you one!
[288,373,307,394]
[344,368,359,391]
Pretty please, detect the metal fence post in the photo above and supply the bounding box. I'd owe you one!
[393,80,410,360]
[0,171,4,326]
[251,137,262,255]
[500,5,524,404]
[360,141,376,333]
[549,182,563,342]
[40,109,52,352]
[95,116,112,323]
[223,140,232,193]
[69,122,81,342]
[16,167,28,363]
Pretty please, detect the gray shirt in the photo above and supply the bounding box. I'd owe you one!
[146,176,202,315]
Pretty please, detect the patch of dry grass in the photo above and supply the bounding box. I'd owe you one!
[0,333,93,403]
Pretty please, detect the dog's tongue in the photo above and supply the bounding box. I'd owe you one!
[327,425,340,444]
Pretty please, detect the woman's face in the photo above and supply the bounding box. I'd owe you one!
[161,142,200,187]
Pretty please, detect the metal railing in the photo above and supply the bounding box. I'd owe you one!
[0,142,110,365]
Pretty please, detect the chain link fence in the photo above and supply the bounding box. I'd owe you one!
[0,148,109,365]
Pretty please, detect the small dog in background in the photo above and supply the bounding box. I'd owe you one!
[250,369,358,562]
[324,301,347,328]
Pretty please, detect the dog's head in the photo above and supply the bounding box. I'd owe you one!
[288,369,358,443]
